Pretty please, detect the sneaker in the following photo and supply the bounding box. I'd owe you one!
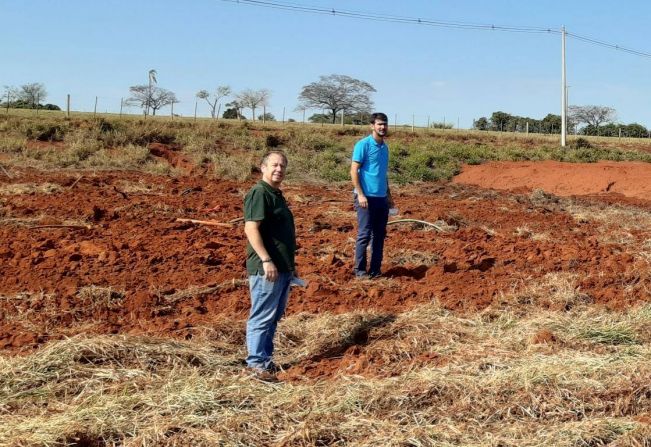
[369,272,382,279]
[355,271,369,279]
[246,367,279,383]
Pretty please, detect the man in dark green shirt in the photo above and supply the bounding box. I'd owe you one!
[243,151,295,380]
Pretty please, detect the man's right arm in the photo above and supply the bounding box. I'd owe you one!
[244,220,278,281]
[350,161,367,208]
[351,139,368,209]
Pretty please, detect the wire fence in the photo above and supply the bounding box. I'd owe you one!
[4,93,651,140]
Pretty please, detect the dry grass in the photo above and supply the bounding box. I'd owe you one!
[497,272,593,312]
[156,279,248,307]
[567,202,651,233]
[563,200,651,284]
[0,182,63,195]
[0,214,91,228]
[210,152,257,181]
[514,225,550,241]
[116,180,163,195]
[1,301,650,446]
[388,248,440,266]
[1,287,125,334]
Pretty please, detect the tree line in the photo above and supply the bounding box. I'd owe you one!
[5,77,650,137]
[474,106,649,137]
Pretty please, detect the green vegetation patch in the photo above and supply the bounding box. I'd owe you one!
[1,115,651,182]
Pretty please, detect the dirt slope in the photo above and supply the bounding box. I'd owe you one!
[454,160,651,200]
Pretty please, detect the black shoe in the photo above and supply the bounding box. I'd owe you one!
[266,362,282,373]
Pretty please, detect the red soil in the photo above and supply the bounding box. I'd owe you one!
[2,156,651,380]
[454,160,651,202]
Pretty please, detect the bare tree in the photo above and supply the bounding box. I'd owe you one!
[569,105,616,132]
[236,89,271,121]
[15,82,47,108]
[196,86,231,119]
[127,85,178,116]
[298,74,376,124]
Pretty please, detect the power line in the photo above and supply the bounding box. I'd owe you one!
[566,32,651,58]
[223,0,651,58]
[222,0,557,34]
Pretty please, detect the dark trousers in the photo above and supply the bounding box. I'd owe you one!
[354,194,389,276]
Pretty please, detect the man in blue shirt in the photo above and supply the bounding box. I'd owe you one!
[350,112,394,278]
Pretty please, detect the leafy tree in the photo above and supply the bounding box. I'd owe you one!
[127,85,178,116]
[308,113,332,124]
[624,123,648,138]
[224,100,245,119]
[474,117,489,130]
[298,74,376,124]
[235,89,271,121]
[490,111,512,131]
[581,122,648,138]
[541,114,562,134]
[569,105,616,134]
[308,111,370,125]
[196,85,231,118]
[258,112,275,121]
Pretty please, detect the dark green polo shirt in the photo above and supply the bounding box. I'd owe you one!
[244,180,296,275]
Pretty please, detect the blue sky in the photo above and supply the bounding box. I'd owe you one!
[3,0,651,128]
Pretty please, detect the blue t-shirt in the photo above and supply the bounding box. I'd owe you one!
[352,135,389,197]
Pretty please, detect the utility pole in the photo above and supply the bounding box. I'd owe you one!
[561,26,567,147]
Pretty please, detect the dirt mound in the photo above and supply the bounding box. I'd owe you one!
[148,142,196,173]
[454,160,651,202]
[1,164,650,352]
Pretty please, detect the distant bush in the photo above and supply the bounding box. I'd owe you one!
[0,100,61,110]
[25,122,68,141]
[570,137,592,149]
[430,122,454,129]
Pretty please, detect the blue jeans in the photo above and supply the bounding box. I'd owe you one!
[246,272,292,370]
[354,194,389,276]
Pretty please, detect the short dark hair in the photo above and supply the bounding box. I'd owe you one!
[261,150,288,167]
[370,112,388,124]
